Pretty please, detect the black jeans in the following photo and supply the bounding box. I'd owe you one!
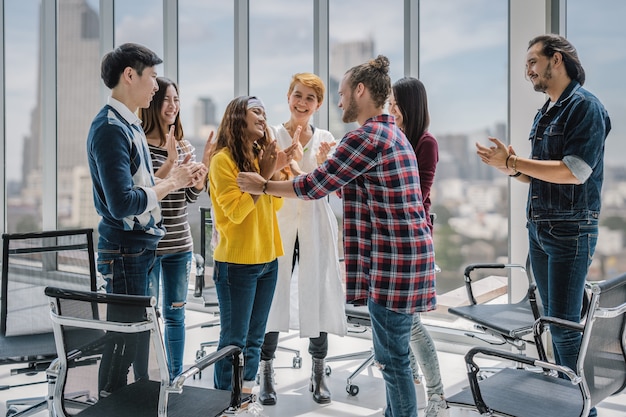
[261,331,328,360]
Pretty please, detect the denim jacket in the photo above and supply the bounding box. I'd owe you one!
[527,80,611,222]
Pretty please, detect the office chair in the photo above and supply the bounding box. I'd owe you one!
[447,257,542,357]
[44,286,249,417]
[447,272,626,417]
[0,229,98,417]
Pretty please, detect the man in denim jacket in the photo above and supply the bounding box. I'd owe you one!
[476,34,610,417]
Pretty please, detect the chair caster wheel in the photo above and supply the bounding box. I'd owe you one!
[324,365,331,376]
[7,406,19,417]
[347,384,359,396]
[293,356,302,368]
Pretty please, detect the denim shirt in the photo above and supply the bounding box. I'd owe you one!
[527,80,611,222]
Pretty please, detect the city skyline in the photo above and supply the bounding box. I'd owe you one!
[5,0,626,184]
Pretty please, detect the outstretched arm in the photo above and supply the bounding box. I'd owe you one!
[237,172,298,198]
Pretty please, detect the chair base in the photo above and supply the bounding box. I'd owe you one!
[5,397,49,417]
[325,348,375,396]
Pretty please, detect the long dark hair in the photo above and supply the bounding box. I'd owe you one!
[211,96,269,173]
[392,77,430,150]
[528,34,586,85]
[139,77,184,146]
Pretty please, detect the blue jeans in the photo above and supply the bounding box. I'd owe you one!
[213,260,278,390]
[409,313,444,399]
[528,220,598,417]
[369,300,416,417]
[97,238,156,296]
[96,238,156,395]
[134,251,191,381]
[152,252,191,379]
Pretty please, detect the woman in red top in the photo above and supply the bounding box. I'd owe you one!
[389,77,447,417]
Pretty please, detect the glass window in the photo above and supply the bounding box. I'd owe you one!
[326,0,404,260]
[114,0,163,56]
[420,0,508,319]
[328,0,404,139]
[568,0,626,279]
[249,0,314,127]
[178,0,235,256]
[57,0,102,230]
[5,0,42,233]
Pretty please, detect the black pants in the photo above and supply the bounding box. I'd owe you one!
[260,234,329,361]
[261,330,328,360]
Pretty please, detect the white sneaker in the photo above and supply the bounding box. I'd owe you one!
[424,393,448,417]
[414,379,427,409]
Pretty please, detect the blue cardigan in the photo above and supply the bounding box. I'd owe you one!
[87,104,165,249]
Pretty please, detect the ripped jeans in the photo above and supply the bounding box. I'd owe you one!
[152,252,191,379]
[134,251,191,381]
[369,300,416,417]
[409,313,444,399]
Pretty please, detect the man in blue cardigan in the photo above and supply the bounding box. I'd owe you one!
[87,43,204,395]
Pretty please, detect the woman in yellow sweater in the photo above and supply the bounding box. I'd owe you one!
[208,96,296,392]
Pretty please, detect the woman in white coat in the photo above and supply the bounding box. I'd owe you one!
[258,73,346,406]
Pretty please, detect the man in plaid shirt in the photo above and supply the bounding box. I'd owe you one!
[238,55,436,417]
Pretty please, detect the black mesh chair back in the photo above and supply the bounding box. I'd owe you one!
[1,229,97,337]
[580,275,626,409]
[45,286,245,417]
[0,229,97,417]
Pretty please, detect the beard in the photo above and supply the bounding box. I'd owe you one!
[532,63,553,93]
[342,95,359,123]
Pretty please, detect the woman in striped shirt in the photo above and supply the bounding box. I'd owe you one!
[138,76,209,381]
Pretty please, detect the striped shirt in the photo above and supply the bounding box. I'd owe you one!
[293,114,436,314]
[149,140,201,255]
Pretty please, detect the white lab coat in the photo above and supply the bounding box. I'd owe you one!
[265,124,347,338]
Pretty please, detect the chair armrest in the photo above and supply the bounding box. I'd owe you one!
[463,263,526,305]
[533,316,584,362]
[464,346,581,415]
[528,283,541,320]
[173,345,244,410]
[174,345,241,387]
[465,346,533,415]
[465,345,537,370]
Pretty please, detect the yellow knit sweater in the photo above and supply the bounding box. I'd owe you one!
[209,149,284,264]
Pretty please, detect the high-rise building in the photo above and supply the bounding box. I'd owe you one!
[19,0,101,230]
[328,39,375,138]
[329,38,374,81]
[193,96,218,139]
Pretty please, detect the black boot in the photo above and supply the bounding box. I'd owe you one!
[310,358,331,404]
[258,359,277,405]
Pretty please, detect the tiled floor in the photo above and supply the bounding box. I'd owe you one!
[2,302,626,417]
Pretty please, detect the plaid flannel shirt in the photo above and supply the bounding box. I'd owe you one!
[293,114,436,314]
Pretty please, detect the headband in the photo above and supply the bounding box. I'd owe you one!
[247,97,265,111]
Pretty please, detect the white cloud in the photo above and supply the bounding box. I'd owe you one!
[115,14,164,55]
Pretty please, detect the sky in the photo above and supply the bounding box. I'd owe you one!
[3,0,626,182]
